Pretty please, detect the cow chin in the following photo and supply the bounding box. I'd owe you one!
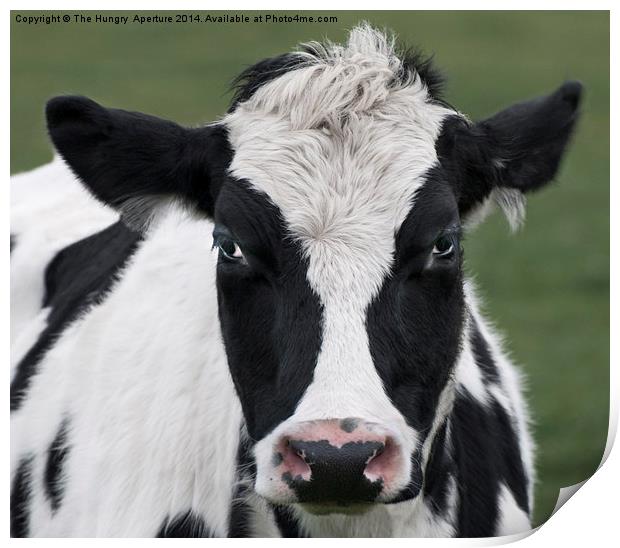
[299,502,377,516]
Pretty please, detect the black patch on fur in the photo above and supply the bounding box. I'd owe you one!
[451,389,529,537]
[283,440,384,504]
[451,390,500,537]
[397,46,446,104]
[156,511,215,537]
[214,180,323,441]
[422,420,454,515]
[340,417,359,433]
[10,221,141,411]
[10,233,16,253]
[228,484,252,538]
[11,455,34,537]
[491,399,530,514]
[271,505,307,538]
[228,434,255,538]
[367,179,464,432]
[44,418,70,512]
[237,433,257,478]
[470,317,499,385]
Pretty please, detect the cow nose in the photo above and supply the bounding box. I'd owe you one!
[275,419,402,505]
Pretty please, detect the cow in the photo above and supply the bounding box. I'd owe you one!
[10,25,581,537]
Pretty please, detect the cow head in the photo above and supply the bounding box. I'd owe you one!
[46,26,581,514]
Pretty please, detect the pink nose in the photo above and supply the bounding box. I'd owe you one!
[273,418,404,504]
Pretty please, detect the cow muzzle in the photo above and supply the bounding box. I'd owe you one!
[256,418,408,511]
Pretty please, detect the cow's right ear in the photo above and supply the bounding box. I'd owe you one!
[46,96,231,230]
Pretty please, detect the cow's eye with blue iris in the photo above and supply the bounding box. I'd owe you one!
[432,234,456,259]
[213,227,246,264]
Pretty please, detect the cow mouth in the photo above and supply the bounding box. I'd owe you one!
[299,502,377,516]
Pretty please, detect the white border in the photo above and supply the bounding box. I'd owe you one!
[4,2,615,545]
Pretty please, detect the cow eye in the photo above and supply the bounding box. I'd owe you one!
[432,234,456,259]
[213,233,246,263]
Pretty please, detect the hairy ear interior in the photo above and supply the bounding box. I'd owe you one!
[462,187,526,232]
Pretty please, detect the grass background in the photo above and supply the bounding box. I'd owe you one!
[10,10,609,528]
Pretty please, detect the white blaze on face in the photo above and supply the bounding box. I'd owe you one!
[224,27,455,498]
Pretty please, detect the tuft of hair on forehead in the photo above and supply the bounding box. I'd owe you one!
[228,23,446,130]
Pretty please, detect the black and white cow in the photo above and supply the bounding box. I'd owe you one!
[10,26,581,537]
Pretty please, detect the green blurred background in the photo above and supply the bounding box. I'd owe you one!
[10,11,609,528]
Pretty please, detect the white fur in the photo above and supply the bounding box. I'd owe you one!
[11,307,50,379]
[243,492,282,538]
[495,483,532,536]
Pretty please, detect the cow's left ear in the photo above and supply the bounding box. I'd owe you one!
[453,81,582,228]
[46,96,232,231]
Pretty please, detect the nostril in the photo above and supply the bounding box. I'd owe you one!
[289,440,308,462]
[364,437,399,483]
[373,443,386,458]
[280,438,312,480]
